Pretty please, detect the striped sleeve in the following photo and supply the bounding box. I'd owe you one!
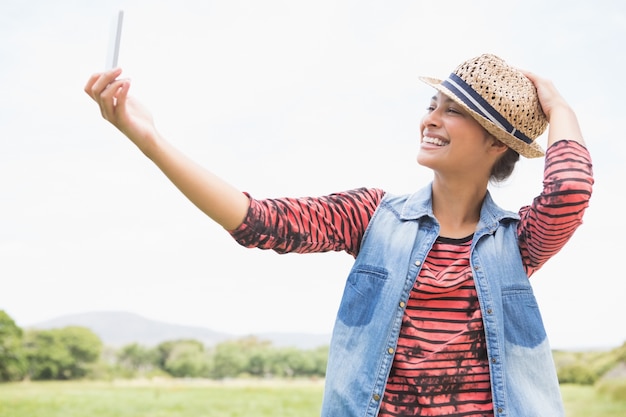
[518,140,594,276]
[229,187,385,257]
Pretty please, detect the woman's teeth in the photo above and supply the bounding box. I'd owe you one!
[423,136,449,146]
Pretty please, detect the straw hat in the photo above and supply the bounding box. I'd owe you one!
[419,54,547,158]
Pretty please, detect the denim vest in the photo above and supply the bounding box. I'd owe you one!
[321,185,564,417]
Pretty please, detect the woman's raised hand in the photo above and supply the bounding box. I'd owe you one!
[84,68,159,155]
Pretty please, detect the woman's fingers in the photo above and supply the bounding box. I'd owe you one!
[107,80,131,123]
[519,69,563,120]
[99,79,122,118]
[84,68,122,100]
[83,73,101,99]
[84,69,129,122]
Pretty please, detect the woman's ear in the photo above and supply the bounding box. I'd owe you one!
[490,138,509,156]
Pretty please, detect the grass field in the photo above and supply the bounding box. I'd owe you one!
[561,384,626,417]
[1,380,625,416]
[0,379,324,417]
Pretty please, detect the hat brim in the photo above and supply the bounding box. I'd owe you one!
[419,76,545,158]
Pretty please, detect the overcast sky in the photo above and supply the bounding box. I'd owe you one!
[1,0,624,350]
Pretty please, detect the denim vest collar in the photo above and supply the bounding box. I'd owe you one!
[398,184,519,228]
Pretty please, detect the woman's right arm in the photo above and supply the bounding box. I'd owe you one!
[84,68,250,230]
[230,188,385,257]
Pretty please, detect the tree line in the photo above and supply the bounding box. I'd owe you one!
[3,309,625,390]
[0,310,328,382]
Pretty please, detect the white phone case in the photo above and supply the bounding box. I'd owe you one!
[105,10,124,70]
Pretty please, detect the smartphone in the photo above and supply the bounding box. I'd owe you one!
[105,10,124,70]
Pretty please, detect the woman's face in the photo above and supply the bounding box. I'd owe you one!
[417,92,499,179]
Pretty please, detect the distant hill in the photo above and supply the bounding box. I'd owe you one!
[28,311,330,350]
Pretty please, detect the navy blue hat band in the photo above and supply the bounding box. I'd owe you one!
[441,73,533,145]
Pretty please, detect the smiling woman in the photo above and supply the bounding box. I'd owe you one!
[1,0,623,358]
[84,50,593,416]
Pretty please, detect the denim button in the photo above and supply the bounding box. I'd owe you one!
[399,301,406,308]
[373,394,381,401]
[414,260,421,266]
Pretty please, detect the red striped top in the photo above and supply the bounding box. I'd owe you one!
[230,140,593,416]
[380,235,492,416]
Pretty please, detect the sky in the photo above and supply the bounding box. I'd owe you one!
[1,0,625,350]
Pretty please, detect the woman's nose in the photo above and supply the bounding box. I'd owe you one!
[422,108,441,127]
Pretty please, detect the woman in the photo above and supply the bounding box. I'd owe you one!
[85,54,593,416]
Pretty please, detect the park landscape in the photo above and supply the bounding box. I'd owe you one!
[1,310,625,416]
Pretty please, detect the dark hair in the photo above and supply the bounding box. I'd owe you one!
[490,147,520,182]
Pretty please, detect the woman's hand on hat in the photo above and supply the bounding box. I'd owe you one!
[520,70,571,123]
[84,68,159,155]
[521,70,585,147]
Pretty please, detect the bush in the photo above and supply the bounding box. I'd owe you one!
[164,341,210,378]
[0,311,27,381]
[596,378,626,402]
[24,327,103,380]
[557,363,598,385]
[554,344,626,385]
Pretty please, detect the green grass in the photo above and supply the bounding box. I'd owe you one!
[1,380,625,417]
[561,384,626,417]
[0,379,324,417]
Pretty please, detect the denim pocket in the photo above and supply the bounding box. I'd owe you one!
[337,266,388,327]
[502,288,547,348]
